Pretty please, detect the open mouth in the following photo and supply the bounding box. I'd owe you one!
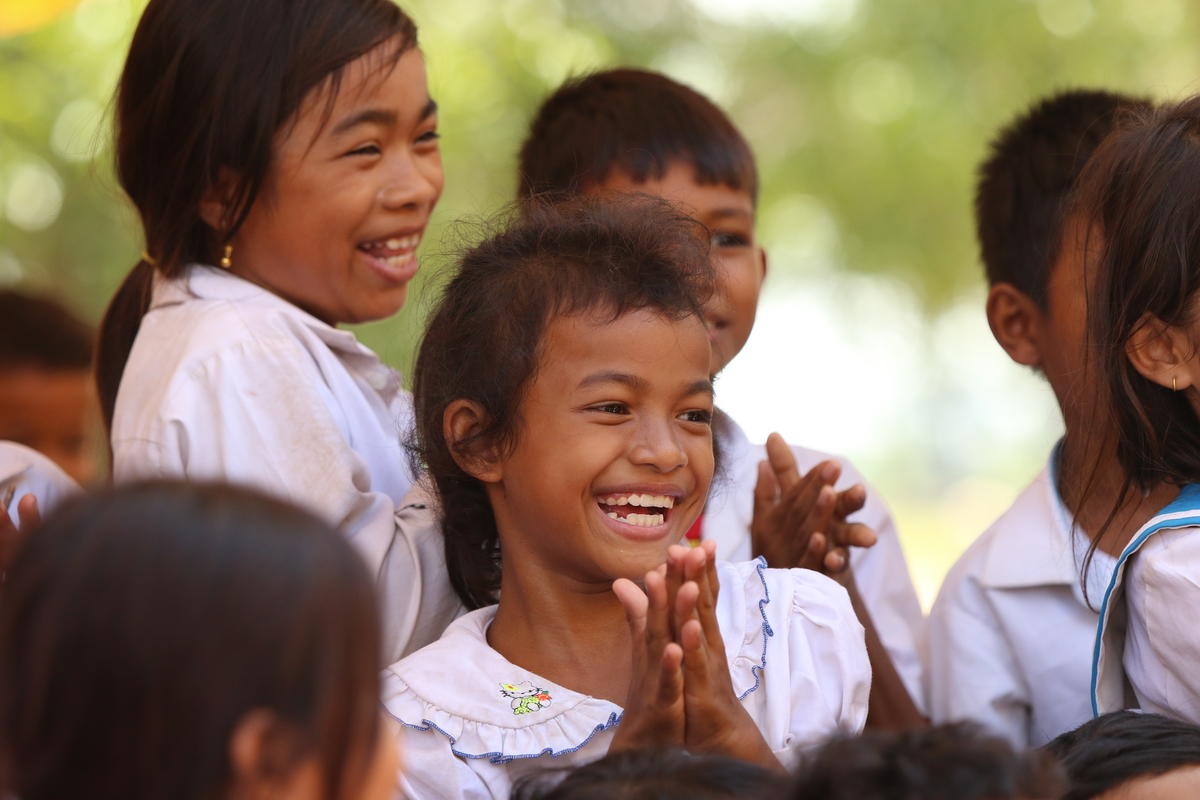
[595,493,676,528]
[358,233,421,264]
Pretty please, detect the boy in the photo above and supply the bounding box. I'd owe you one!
[0,290,96,485]
[927,89,1152,746]
[518,69,925,717]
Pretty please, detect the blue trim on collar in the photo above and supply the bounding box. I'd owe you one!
[387,709,624,765]
[736,557,775,701]
[1090,484,1200,716]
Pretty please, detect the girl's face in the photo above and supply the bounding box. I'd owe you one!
[227,44,443,324]
[487,309,715,584]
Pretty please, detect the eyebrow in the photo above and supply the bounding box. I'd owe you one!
[330,97,438,136]
[577,371,715,398]
[708,207,753,221]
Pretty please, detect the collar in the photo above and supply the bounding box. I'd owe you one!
[151,264,401,395]
[979,441,1081,590]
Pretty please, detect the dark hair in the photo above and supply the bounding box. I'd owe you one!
[1075,96,1200,493]
[1044,711,1200,800]
[0,289,93,371]
[517,68,758,204]
[95,0,418,433]
[975,89,1149,306]
[511,748,786,800]
[0,481,382,800]
[411,196,715,609]
[789,723,1065,800]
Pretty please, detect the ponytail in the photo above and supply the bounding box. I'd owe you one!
[95,259,155,435]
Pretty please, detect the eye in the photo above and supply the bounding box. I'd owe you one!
[678,408,713,424]
[417,129,440,144]
[588,402,630,415]
[345,144,381,157]
[712,231,750,248]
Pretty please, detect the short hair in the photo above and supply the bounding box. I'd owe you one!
[1045,711,1200,800]
[974,89,1150,306]
[0,481,382,800]
[411,195,714,610]
[789,723,1065,800]
[517,68,758,203]
[511,748,786,800]
[0,289,93,371]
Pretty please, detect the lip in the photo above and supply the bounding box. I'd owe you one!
[592,483,687,543]
[357,225,426,285]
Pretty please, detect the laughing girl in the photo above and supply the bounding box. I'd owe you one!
[383,197,870,799]
[96,0,456,660]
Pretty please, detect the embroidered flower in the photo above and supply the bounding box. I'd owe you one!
[500,681,553,715]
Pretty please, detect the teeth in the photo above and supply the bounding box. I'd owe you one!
[599,494,675,508]
[607,512,618,519]
[621,513,665,527]
[383,254,413,266]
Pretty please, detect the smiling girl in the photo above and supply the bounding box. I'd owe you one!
[96,0,455,660]
[383,198,870,799]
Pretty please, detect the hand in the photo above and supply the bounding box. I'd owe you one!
[610,567,686,751]
[668,542,782,771]
[751,433,877,573]
[1,492,39,576]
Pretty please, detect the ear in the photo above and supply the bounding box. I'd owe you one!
[199,167,241,232]
[229,709,299,794]
[1126,313,1200,392]
[985,283,1044,368]
[443,399,503,483]
[757,246,769,284]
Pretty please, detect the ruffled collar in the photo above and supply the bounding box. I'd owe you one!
[382,560,773,764]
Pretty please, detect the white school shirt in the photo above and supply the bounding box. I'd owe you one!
[706,412,925,710]
[382,560,870,800]
[1093,484,1200,723]
[926,447,1115,747]
[0,441,79,520]
[111,264,461,662]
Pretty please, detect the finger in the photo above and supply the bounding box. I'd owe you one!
[665,545,688,637]
[833,484,867,518]
[16,494,40,532]
[765,433,802,492]
[832,521,877,550]
[823,547,849,573]
[680,618,712,695]
[645,569,671,656]
[674,579,701,627]
[655,642,684,706]
[797,532,826,570]
[613,578,649,639]
[753,460,780,512]
[778,469,833,535]
[695,541,726,655]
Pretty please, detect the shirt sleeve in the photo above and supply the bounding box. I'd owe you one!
[926,559,1030,746]
[1125,527,1200,723]
[112,335,458,661]
[830,455,927,712]
[0,441,80,519]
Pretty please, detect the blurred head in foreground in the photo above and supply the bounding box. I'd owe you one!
[0,481,397,800]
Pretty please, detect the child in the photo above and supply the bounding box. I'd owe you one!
[517,67,924,719]
[1046,712,1200,800]
[1084,96,1200,724]
[0,290,95,485]
[0,481,398,800]
[383,197,870,798]
[927,90,1155,746]
[96,0,457,661]
[787,723,1065,800]
[510,748,786,800]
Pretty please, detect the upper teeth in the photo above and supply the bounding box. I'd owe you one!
[381,235,420,250]
[600,494,674,508]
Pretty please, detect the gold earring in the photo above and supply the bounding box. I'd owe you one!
[219,244,233,269]
[1174,376,1179,392]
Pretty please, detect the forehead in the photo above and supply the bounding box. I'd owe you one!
[595,161,753,220]
[537,309,710,380]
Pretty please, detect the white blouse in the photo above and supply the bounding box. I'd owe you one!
[1093,484,1200,723]
[927,448,1115,746]
[0,440,79,520]
[382,560,870,800]
[706,412,925,709]
[111,264,460,661]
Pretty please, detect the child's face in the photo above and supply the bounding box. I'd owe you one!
[0,367,95,484]
[488,309,715,584]
[1040,216,1095,421]
[226,44,443,325]
[596,163,765,375]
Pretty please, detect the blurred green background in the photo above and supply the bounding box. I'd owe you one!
[3,0,1199,604]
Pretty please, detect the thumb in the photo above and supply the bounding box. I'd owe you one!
[613,578,649,637]
[753,460,779,515]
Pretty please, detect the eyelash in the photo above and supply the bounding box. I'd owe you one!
[679,409,713,424]
[712,232,750,248]
[590,402,629,415]
[344,130,439,158]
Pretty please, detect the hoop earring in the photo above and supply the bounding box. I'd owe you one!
[219,244,233,270]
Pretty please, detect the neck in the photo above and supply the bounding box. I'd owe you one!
[487,564,633,705]
[1057,429,1179,556]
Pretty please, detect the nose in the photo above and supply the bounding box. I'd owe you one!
[378,151,443,212]
[630,417,688,473]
